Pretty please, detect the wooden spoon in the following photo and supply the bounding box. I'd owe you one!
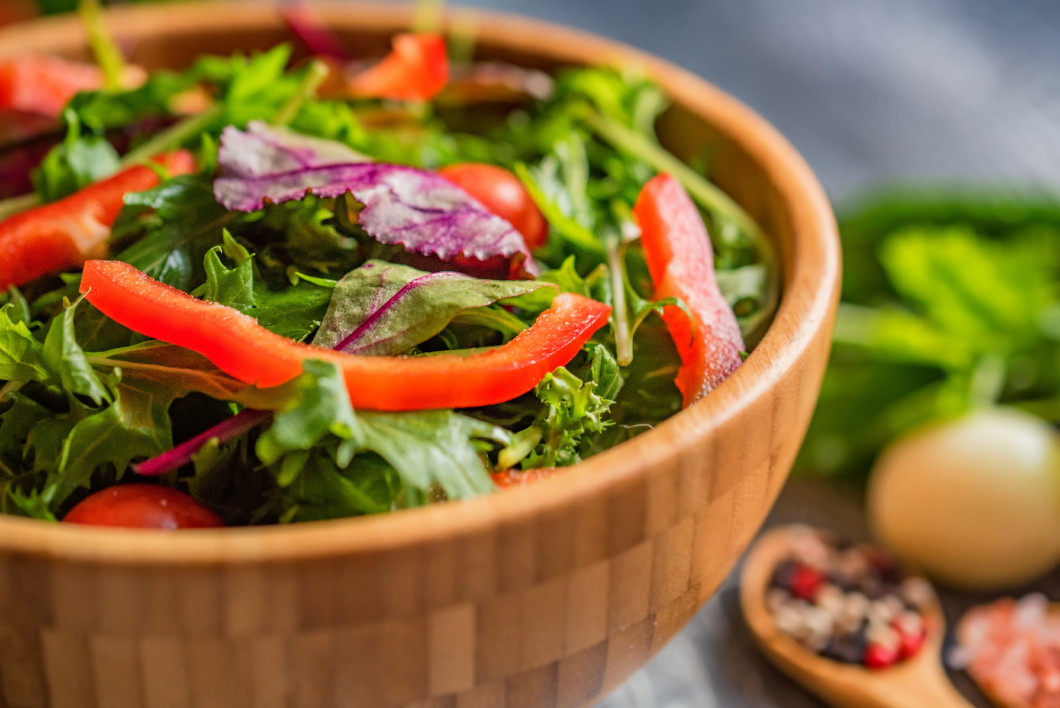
[740,525,973,708]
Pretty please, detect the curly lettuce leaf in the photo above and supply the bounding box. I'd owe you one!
[194,233,334,342]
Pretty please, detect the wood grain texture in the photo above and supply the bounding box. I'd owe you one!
[0,3,840,706]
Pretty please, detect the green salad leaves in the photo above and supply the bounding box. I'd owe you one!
[0,38,775,524]
[799,192,1060,479]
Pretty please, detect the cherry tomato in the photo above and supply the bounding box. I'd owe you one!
[491,467,561,488]
[63,484,225,530]
[438,163,549,249]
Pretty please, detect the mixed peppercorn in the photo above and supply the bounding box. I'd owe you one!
[766,531,933,669]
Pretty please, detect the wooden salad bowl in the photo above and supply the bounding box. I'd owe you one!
[0,3,839,707]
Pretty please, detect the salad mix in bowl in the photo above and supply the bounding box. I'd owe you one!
[0,3,775,527]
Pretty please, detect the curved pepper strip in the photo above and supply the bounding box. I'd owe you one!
[347,33,448,101]
[79,260,611,411]
[633,173,745,406]
[0,151,196,290]
[0,55,105,117]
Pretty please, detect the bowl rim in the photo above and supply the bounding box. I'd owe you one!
[0,0,839,566]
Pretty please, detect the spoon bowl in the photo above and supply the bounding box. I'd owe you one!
[740,525,973,708]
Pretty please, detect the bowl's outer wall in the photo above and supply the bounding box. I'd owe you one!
[0,4,839,707]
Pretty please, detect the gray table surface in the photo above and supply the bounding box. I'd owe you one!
[442,1,1060,705]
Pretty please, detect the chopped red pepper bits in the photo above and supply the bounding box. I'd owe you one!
[632,173,745,406]
[491,467,561,489]
[0,151,196,290]
[79,260,611,411]
[347,33,449,101]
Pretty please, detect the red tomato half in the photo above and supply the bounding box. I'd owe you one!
[64,484,225,530]
[439,163,549,249]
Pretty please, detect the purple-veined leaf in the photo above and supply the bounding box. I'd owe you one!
[214,122,537,275]
[313,260,554,355]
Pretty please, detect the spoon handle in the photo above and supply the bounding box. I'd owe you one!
[858,661,974,708]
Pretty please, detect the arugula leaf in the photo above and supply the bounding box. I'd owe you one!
[198,232,255,311]
[195,234,335,342]
[50,381,172,506]
[0,305,49,382]
[112,173,235,290]
[312,261,553,355]
[255,360,503,503]
[258,197,362,273]
[41,297,110,406]
[277,451,401,522]
[32,115,121,202]
[256,360,358,465]
[354,411,505,500]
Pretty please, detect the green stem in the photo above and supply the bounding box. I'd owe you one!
[79,0,127,91]
[447,11,479,65]
[496,426,543,470]
[605,236,632,366]
[413,0,445,33]
[451,308,528,339]
[273,60,330,127]
[513,162,605,257]
[0,380,24,402]
[91,340,169,359]
[0,194,39,220]
[120,105,223,168]
[969,354,1006,406]
[579,107,757,236]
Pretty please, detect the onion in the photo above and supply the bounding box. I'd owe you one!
[868,407,1060,590]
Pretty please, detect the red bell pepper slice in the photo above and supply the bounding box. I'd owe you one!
[347,33,449,101]
[0,151,196,290]
[632,173,745,406]
[0,55,107,117]
[79,260,611,411]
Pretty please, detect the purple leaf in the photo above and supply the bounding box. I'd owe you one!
[215,122,537,275]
